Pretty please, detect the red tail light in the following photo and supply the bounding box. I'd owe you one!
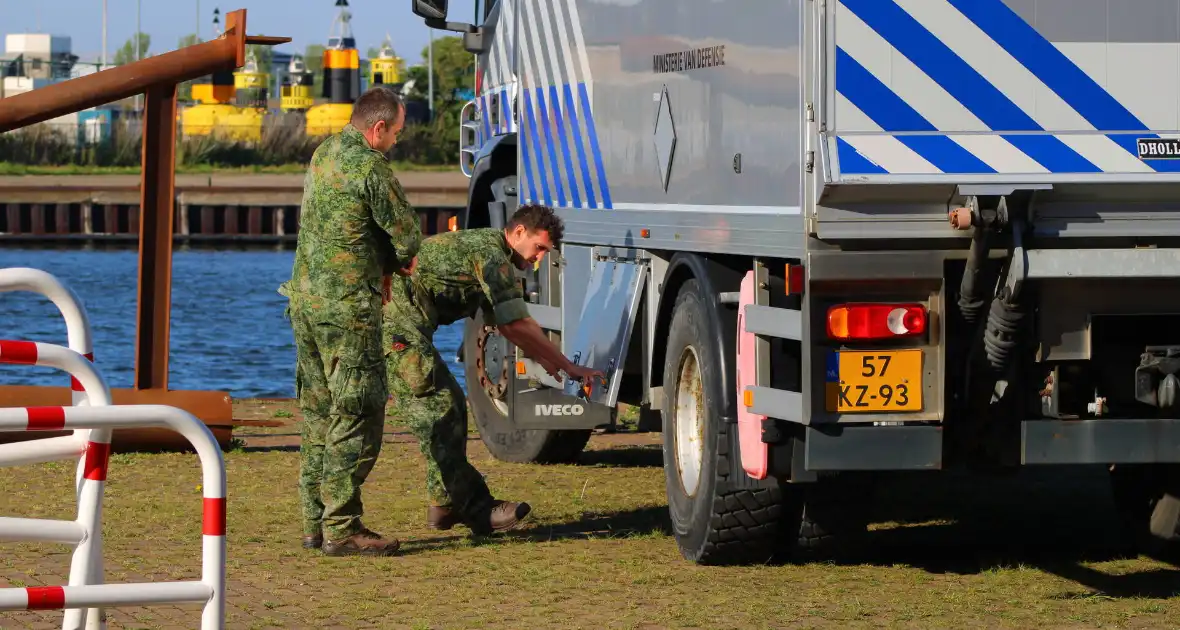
[827,303,927,341]
[475,68,483,95]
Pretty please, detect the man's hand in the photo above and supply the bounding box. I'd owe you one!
[395,255,418,277]
[497,317,605,386]
[566,364,605,385]
[537,357,564,380]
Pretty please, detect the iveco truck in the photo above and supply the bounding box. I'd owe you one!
[411,0,1180,565]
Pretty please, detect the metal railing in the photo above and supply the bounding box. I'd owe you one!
[0,267,227,629]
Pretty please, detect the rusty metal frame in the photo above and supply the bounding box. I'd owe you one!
[136,83,178,391]
[0,9,290,451]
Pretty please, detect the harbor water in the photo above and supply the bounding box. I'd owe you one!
[0,249,467,398]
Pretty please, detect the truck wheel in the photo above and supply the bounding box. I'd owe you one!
[661,279,789,565]
[464,307,592,464]
[792,475,873,558]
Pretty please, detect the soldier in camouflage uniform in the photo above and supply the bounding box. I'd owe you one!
[382,204,603,535]
[279,87,421,557]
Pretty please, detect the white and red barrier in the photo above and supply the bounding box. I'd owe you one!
[0,404,227,629]
[0,268,226,630]
[0,267,96,407]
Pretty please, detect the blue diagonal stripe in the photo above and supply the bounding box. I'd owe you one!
[838,138,888,174]
[564,83,596,209]
[535,88,567,207]
[578,83,612,209]
[523,89,552,206]
[841,0,1100,173]
[948,0,1180,173]
[836,48,995,173]
[499,88,510,134]
[519,98,538,203]
[550,85,582,208]
[949,0,1143,132]
[520,137,538,203]
[480,95,492,141]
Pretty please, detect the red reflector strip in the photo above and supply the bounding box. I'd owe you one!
[0,340,38,364]
[785,264,806,295]
[25,586,65,610]
[83,441,111,481]
[203,497,227,536]
[26,407,66,430]
[71,354,94,391]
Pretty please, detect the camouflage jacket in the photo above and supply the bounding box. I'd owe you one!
[280,124,421,305]
[405,228,530,331]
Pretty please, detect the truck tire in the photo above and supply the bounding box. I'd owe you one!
[793,475,873,558]
[464,307,592,464]
[661,279,789,565]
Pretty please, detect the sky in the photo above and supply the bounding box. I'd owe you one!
[0,0,479,66]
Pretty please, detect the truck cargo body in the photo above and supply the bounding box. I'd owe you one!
[420,0,1180,564]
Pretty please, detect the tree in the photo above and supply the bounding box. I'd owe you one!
[304,44,325,93]
[246,44,273,71]
[113,33,151,66]
[403,36,474,124]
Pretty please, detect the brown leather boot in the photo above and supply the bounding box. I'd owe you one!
[322,528,401,556]
[426,506,462,531]
[469,500,532,535]
[301,533,323,550]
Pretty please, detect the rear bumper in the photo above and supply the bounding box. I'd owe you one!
[1022,418,1180,465]
[796,418,1180,471]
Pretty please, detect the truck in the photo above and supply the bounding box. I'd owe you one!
[410,0,1180,565]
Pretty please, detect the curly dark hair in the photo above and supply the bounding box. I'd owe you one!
[507,203,564,245]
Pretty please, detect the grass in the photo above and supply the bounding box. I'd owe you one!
[4,402,1180,628]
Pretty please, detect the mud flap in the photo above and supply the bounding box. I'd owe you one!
[508,255,647,430]
[736,270,769,479]
[561,256,648,406]
[508,379,614,430]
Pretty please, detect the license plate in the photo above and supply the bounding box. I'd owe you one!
[825,350,923,413]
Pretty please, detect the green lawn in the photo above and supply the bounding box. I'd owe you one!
[3,411,1180,629]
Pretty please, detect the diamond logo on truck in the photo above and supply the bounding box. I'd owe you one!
[654,86,677,192]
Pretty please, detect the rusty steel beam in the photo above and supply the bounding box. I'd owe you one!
[135,83,179,391]
[0,10,288,133]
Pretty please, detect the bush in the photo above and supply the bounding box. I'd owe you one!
[0,110,460,169]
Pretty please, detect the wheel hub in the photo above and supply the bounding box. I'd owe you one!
[675,346,706,497]
[475,324,510,412]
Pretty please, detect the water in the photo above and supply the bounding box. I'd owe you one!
[0,249,467,398]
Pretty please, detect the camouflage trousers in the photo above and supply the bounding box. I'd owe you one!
[383,306,495,520]
[287,292,387,542]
